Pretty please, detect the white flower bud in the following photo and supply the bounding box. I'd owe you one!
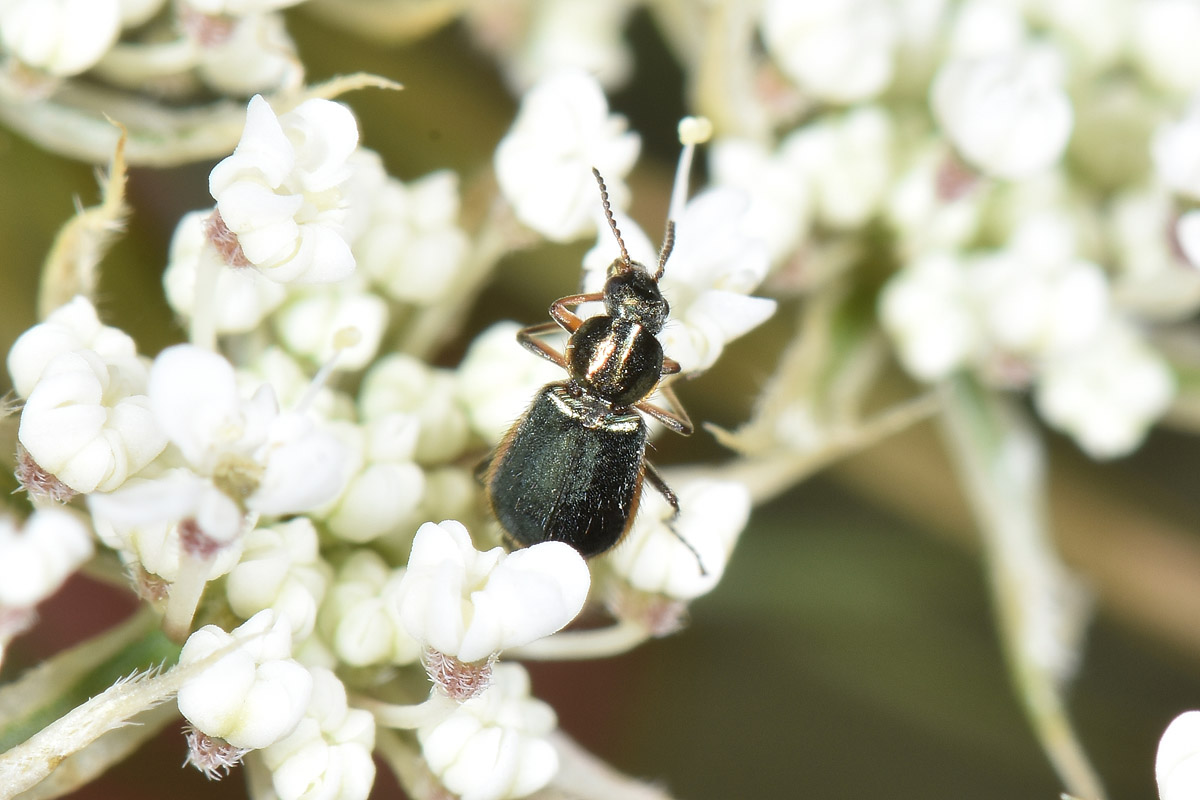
[1158,711,1200,800]
[393,521,590,664]
[196,12,300,96]
[608,479,750,601]
[0,509,92,609]
[226,519,330,640]
[7,295,143,399]
[880,252,980,381]
[417,663,558,800]
[494,70,639,242]
[454,322,563,446]
[932,46,1073,179]
[1153,100,1200,202]
[886,146,987,256]
[260,667,376,800]
[163,210,288,334]
[355,171,470,304]
[177,610,313,751]
[968,248,1108,362]
[945,0,1026,60]
[209,95,359,283]
[18,350,166,494]
[360,354,470,464]
[1131,0,1200,96]
[318,550,421,667]
[273,287,388,371]
[321,416,426,544]
[786,106,892,229]
[503,0,634,91]
[762,0,897,103]
[0,0,120,77]
[1034,321,1174,459]
[1108,188,1200,320]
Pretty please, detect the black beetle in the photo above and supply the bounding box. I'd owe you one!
[483,168,697,562]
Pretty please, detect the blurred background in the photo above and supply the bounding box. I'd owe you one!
[2,6,1199,800]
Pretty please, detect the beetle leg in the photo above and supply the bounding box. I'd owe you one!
[635,384,693,435]
[516,321,568,367]
[549,291,605,333]
[643,462,707,576]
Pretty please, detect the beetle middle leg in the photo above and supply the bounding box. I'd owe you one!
[644,462,707,576]
[635,384,694,436]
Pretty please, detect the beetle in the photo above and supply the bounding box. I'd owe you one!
[483,168,700,564]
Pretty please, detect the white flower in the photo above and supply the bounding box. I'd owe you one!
[607,479,750,601]
[260,667,376,800]
[494,70,640,242]
[359,354,471,464]
[18,350,166,494]
[931,46,1073,179]
[879,252,979,381]
[148,344,347,515]
[0,0,120,77]
[89,469,246,581]
[1153,100,1200,202]
[1026,0,1127,74]
[209,95,359,283]
[582,189,776,374]
[502,0,634,90]
[968,247,1108,362]
[1130,0,1200,96]
[0,509,92,609]
[708,137,812,265]
[454,322,563,447]
[393,520,590,663]
[761,0,898,104]
[786,106,893,229]
[318,550,421,667]
[886,144,987,256]
[7,296,143,399]
[1034,321,1174,459]
[1158,711,1200,800]
[321,415,426,544]
[226,518,331,640]
[355,171,470,304]
[177,610,313,751]
[196,12,300,96]
[417,663,558,800]
[1108,188,1200,320]
[945,0,1027,60]
[163,210,288,334]
[273,286,388,371]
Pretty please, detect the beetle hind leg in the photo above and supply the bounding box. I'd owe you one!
[643,462,708,576]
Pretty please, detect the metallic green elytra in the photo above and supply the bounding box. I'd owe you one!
[483,168,694,560]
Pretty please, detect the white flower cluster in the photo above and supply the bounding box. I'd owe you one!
[696,0,1189,461]
[5,79,758,800]
[0,0,303,95]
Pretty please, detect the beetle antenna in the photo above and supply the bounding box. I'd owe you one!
[655,220,675,280]
[593,167,632,272]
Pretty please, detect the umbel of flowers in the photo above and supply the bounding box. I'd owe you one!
[4,3,1200,800]
[0,80,758,799]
